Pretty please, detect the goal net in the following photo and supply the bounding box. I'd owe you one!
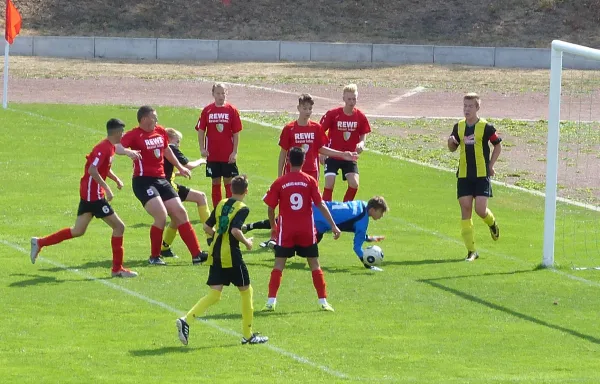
[544,40,600,269]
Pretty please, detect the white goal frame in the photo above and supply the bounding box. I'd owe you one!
[543,40,600,267]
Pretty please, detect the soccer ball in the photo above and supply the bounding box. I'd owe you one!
[363,245,384,266]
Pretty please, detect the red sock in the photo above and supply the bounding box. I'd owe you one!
[268,269,283,298]
[311,268,327,299]
[111,236,124,272]
[178,221,201,257]
[150,225,163,258]
[38,228,73,248]
[211,184,222,208]
[225,183,232,198]
[343,187,358,202]
[322,188,333,201]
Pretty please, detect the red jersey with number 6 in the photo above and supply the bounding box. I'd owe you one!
[80,139,115,202]
[195,103,243,162]
[263,171,322,247]
[120,125,169,178]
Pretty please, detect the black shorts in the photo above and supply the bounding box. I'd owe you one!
[324,158,359,181]
[206,263,250,287]
[274,243,319,258]
[457,177,493,198]
[132,176,179,207]
[175,183,190,201]
[77,198,114,218]
[206,162,239,179]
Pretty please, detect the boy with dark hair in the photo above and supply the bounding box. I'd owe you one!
[31,118,138,277]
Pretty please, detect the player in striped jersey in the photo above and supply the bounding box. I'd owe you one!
[30,118,140,277]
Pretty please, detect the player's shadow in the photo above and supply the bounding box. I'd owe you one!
[8,273,81,287]
[385,258,465,267]
[203,309,311,320]
[39,259,152,272]
[129,344,235,356]
[130,223,151,229]
[418,269,600,345]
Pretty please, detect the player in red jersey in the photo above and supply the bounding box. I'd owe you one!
[30,119,139,277]
[117,105,208,266]
[263,147,341,312]
[320,84,372,202]
[196,83,243,208]
[278,94,357,182]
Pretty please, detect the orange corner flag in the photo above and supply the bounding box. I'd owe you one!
[5,0,22,45]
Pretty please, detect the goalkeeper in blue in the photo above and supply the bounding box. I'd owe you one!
[243,196,388,271]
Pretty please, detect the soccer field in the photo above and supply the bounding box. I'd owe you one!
[2,103,600,383]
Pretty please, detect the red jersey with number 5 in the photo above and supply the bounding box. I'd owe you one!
[196,103,243,162]
[80,139,115,202]
[320,107,371,156]
[120,125,169,178]
[263,171,322,246]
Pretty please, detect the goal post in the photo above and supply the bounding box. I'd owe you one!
[543,40,600,267]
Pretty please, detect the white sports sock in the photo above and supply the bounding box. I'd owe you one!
[267,298,276,305]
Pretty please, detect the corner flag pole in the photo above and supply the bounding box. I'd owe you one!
[3,40,10,109]
[4,0,23,109]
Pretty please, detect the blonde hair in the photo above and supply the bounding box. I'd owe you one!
[165,127,183,142]
[464,92,481,108]
[212,82,227,93]
[343,83,358,95]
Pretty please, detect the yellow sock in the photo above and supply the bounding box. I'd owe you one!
[185,289,221,323]
[161,225,178,251]
[240,285,254,339]
[482,208,496,226]
[198,204,211,237]
[461,219,476,252]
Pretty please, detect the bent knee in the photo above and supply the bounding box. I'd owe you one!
[70,228,86,237]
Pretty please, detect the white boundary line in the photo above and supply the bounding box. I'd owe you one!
[198,78,338,102]
[0,240,352,380]
[376,86,426,110]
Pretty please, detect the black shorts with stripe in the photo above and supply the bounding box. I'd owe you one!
[206,263,250,287]
[206,161,239,179]
[77,198,114,218]
[324,158,359,181]
[457,177,493,198]
[132,176,179,207]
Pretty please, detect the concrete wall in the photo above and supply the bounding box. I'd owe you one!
[2,36,599,69]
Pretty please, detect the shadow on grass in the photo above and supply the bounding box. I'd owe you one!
[37,257,205,273]
[8,273,84,287]
[419,269,600,345]
[385,258,465,267]
[129,344,236,356]
[202,309,312,321]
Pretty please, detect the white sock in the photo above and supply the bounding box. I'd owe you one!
[318,298,327,305]
[267,297,276,305]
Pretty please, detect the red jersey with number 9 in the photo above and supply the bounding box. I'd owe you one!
[263,171,322,247]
